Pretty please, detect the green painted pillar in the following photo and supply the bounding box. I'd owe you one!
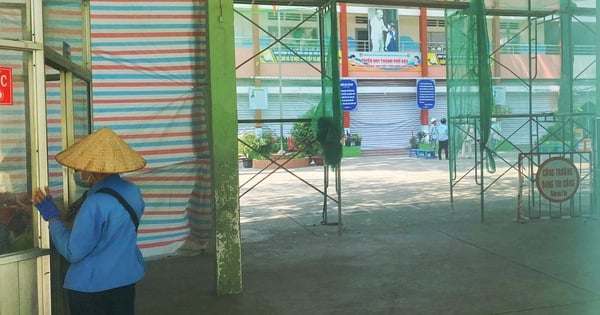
[207,0,243,295]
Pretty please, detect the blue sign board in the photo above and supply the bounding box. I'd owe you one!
[416,79,436,109]
[340,79,358,111]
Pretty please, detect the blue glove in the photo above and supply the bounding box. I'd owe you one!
[35,196,61,221]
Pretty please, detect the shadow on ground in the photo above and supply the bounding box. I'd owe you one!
[137,155,600,315]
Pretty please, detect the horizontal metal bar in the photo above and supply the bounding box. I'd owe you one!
[238,118,311,124]
[485,9,557,17]
[234,0,470,10]
[0,249,50,266]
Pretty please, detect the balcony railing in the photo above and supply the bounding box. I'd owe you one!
[497,44,595,55]
[235,37,422,52]
[235,37,596,56]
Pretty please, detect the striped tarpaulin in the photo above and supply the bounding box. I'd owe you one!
[90,0,210,258]
[43,1,85,64]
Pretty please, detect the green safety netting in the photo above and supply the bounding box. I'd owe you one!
[314,1,343,168]
[446,0,598,214]
[447,0,598,161]
[446,0,494,173]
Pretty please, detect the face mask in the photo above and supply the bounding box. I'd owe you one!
[73,171,93,188]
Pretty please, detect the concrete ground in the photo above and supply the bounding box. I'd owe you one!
[136,154,600,315]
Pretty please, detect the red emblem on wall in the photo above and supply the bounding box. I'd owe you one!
[0,67,14,106]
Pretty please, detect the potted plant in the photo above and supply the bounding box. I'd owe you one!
[238,132,258,168]
[354,134,362,146]
[344,133,353,147]
[290,120,323,166]
[255,130,281,158]
[245,130,310,169]
[416,131,431,149]
[238,131,283,167]
[343,133,361,146]
[409,135,418,149]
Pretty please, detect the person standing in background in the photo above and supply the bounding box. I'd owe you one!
[436,118,449,160]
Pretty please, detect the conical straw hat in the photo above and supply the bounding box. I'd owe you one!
[55,127,146,173]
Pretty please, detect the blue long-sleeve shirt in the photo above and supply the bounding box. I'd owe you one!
[49,174,146,292]
[436,124,449,142]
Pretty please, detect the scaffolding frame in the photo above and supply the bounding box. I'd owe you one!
[233,0,598,225]
[447,0,598,222]
[234,2,343,234]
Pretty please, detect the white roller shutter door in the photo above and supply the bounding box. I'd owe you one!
[349,80,447,151]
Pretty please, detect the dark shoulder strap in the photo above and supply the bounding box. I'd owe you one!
[96,187,140,231]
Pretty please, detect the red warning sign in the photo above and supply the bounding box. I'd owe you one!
[536,157,580,202]
[0,67,13,105]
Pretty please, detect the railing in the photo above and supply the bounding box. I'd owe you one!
[235,37,596,56]
[235,37,422,52]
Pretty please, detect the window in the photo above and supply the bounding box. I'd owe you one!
[0,50,34,255]
[428,32,446,52]
[355,16,368,24]
[355,28,369,52]
[427,19,445,28]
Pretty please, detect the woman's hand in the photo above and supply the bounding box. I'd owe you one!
[32,186,51,204]
[32,187,61,222]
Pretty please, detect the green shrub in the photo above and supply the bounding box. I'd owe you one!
[290,121,321,157]
[238,131,282,160]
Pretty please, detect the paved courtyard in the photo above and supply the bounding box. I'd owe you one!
[137,154,600,315]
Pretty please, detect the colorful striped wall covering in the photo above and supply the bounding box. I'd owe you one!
[90,0,210,258]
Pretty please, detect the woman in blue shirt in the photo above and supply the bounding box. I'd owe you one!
[33,127,146,315]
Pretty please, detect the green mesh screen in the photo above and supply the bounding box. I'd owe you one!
[446,0,494,173]
[446,0,598,215]
[447,0,598,158]
[314,1,342,168]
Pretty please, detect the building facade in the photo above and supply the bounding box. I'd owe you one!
[234,4,597,152]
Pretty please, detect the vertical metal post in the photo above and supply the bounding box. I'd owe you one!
[336,167,342,236]
[594,118,599,217]
[593,4,600,217]
[277,8,284,152]
[322,164,329,224]
[517,153,525,223]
